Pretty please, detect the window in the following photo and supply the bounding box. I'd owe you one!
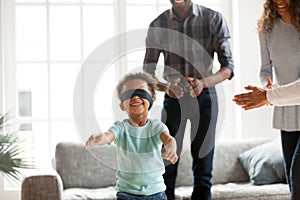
[4,0,117,169]
[2,0,223,172]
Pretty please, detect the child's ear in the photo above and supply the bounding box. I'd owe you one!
[120,103,125,111]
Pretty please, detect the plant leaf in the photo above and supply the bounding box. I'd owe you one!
[0,112,34,182]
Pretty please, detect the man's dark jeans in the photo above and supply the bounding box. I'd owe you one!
[162,89,218,200]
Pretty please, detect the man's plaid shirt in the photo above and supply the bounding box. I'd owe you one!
[143,3,234,83]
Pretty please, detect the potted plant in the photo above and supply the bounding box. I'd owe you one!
[0,111,33,182]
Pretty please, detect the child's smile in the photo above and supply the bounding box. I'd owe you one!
[130,101,143,108]
[129,96,145,109]
[126,96,148,114]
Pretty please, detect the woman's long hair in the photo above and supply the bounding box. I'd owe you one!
[258,0,300,33]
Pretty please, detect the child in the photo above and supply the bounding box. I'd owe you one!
[85,72,178,200]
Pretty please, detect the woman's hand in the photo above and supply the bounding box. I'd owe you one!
[233,86,268,110]
[264,76,278,89]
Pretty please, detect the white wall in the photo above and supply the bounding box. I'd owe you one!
[0,176,21,200]
[233,0,279,140]
[215,0,279,142]
[0,0,3,115]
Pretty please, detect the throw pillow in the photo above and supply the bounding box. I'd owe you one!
[238,139,286,185]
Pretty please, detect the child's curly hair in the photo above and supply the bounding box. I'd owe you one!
[258,0,300,33]
[116,72,159,100]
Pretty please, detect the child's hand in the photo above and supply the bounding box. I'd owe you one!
[162,137,178,164]
[84,132,115,150]
[84,134,100,150]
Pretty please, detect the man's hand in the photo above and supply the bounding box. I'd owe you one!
[187,77,204,98]
[166,78,184,99]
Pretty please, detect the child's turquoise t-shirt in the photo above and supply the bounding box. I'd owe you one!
[108,118,169,195]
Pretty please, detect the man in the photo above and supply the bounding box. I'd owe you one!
[143,0,234,199]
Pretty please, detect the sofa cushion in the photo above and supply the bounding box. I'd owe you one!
[211,139,270,184]
[175,139,270,186]
[63,186,117,200]
[56,142,117,189]
[238,139,286,185]
[175,183,289,200]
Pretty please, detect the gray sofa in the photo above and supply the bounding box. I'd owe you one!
[21,139,290,200]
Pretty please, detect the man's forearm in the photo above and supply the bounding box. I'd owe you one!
[199,67,232,88]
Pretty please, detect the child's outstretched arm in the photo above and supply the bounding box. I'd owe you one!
[84,131,115,150]
[160,132,178,164]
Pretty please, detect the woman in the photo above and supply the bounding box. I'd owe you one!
[258,0,300,199]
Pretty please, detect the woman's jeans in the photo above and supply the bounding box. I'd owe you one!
[116,192,167,200]
[281,131,300,200]
[162,89,218,200]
